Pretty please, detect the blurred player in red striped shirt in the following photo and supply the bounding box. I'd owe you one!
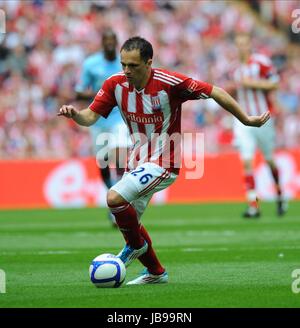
[231,33,287,218]
[58,36,270,284]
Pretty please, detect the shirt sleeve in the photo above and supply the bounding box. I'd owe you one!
[171,72,213,102]
[89,78,117,118]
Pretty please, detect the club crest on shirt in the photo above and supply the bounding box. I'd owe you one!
[151,95,162,111]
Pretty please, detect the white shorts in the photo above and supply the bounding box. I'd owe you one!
[110,162,177,218]
[233,118,276,161]
[90,121,132,155]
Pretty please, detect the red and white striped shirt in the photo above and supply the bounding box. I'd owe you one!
[90,68,212,173]
[233,53,279,116]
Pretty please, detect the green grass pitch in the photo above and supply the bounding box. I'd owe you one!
[0,202,299,308]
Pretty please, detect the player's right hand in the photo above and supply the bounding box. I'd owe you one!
[57,105,78,118]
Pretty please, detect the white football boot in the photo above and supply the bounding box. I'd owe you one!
[126,268,168,285]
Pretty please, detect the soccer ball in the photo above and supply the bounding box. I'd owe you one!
[89,253,126,288]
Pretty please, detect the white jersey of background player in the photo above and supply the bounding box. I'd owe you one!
[231,33,286,218]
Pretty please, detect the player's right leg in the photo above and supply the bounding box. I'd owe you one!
[233,121,260,218]
[107,189,148,267]
[242,159,261,218]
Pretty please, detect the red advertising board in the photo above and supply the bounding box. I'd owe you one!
[0,150,299,209]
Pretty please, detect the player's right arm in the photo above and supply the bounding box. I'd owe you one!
[58,77,117,126]
[57,105,100,126]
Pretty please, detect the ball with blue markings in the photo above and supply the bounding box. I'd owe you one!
[89,253,126,288]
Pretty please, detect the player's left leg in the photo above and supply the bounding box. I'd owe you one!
[257,119,286,216]
[129,195,168,278]
[266,159,287,216]
[125,224,168,285]
[233,120,260,218]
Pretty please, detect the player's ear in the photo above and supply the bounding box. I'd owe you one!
[146,58,152,67]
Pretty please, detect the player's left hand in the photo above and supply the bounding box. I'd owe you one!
[246,111,270,127]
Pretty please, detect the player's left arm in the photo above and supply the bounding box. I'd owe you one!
[211,86,270,127]
[173,73,270,127]
[241,77,278,91]
[241,60,279,91]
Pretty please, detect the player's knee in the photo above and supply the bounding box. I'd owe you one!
[107,190,126,207]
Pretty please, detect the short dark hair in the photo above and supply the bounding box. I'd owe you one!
[102,28,117,41]
[120,36,153,62]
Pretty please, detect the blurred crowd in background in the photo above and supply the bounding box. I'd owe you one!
[0,0,300,159]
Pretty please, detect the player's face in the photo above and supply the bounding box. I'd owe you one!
[120,49,152,88]
[103,35,117,53]
[235,35,251,58]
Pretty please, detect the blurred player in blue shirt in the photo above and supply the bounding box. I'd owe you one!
[76,29,131,226]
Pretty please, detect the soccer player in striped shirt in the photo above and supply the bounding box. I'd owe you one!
[231,33,286,218]
[58,36,270,285]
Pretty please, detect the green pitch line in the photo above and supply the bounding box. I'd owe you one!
[0,202,299,308]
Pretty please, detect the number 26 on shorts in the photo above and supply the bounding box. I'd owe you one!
[130,167,153,185]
